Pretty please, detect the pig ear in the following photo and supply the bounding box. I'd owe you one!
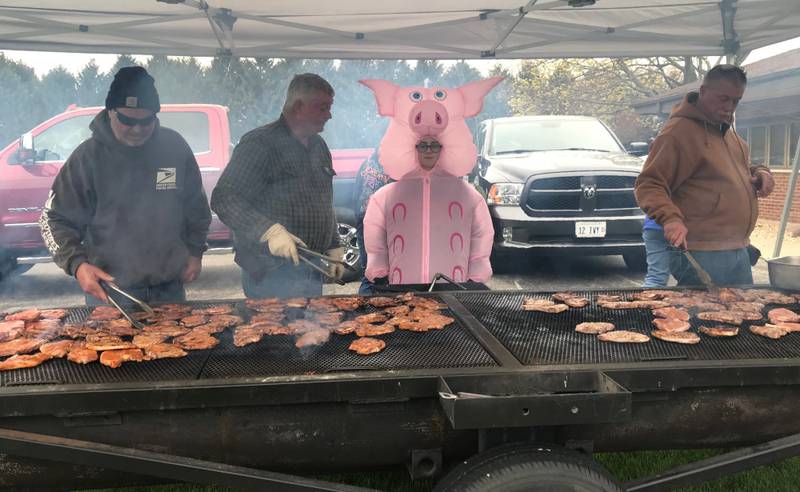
[359,79,400,117]
[459,76,504,117]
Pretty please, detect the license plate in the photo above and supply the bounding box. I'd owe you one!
[575,221,606,238]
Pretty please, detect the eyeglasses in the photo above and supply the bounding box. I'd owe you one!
[415,142,442,153]
[114,110,157,127]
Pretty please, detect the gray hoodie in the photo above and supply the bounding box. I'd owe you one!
[40,110,211,288]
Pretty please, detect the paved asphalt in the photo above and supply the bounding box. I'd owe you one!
[0,253,770,312]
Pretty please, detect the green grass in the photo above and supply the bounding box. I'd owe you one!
[78,450,800,492]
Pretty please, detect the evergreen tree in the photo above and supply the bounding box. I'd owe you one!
[0,54,43,147]
[75,60,108,107]
[40,67,77,117]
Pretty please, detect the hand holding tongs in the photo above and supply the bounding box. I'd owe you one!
[100,280,154,329]
[295,246,349,286]
[296,246,357,272]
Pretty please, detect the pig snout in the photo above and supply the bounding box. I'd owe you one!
[408,100,449,136]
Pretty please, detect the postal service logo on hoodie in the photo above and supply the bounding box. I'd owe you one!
[156,168,177,190]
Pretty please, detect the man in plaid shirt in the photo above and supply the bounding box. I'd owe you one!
[211,74,344,298]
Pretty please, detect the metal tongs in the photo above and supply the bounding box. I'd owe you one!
[296,246,353,286]
[99,280,155,329]
[428,272,468,292]
[681,249,717,291]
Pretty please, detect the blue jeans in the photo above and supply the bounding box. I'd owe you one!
[643,228,670,288]
[85,279,185,307]
[242,262,322,299]
[669,247,753,287]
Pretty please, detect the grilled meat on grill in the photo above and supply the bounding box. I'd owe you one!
[632,300,671,309]
[367,296,400,308]
[331,297,365,311]
[652,307,690,321]
[295,328,330,348]
[173,331,219,350]
[308,298,338,312]
[0,338,43,357]
[287,320,322,334]
[87,306,121,321]
[251,312,285,324]
[192,322,228,335]
[333,320,363,335]
[5,309,41,322]
[597,301,642,310]
[523,298,569,313]
[39,340,80,357]
[729,310,763,321]
[774,322,800,333]
[575,322,615,334]
[749,324,788,339]
[563,297,590,308]
[414,314,454,331]
[651,330,701,344]
[726,302,765,312]
[261,324,293,336]
[132,333,169,349]
[141,324,191,337]
[407,297,448,311]
[63,324,98,339]
[633,290,675,300]
[0,320,25,342]
[190,305,234,315]
[144,343,188,360]
[100,348,144,368]
[696,311,744,325]
[595,294,622,303]
[652,318,691,332]
[95,319,139,337]
[699,325,740,337]
[597,331,650,343]
[207,314,243,327]
[180,314,208,327]
[355,323,395,337]
[233,326,264,347]
[383,305,411,316]
[349,337,386,355]
[285,297,308,308]
[0,352,53,371]
[355,312,389,324]
[39,309,68,320]
[314,311,345,326]
[67,346,98,364]
[768,308,800,324]
[24,319,63,341]
[84,335,136,351]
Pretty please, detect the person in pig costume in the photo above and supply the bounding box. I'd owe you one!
[360,77,502,286]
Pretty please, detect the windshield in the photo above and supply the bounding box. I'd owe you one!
[491,119,623,155]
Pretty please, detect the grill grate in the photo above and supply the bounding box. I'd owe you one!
[2,298,496,386]
[453,290,800,365]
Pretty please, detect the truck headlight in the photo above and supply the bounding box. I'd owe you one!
[488,183,523,205]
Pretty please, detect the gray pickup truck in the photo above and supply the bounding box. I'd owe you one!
[473,115,647,271]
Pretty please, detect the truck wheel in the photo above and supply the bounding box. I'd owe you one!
[435,444,622,492]
[622,249,647,272]
[337,223,362,283]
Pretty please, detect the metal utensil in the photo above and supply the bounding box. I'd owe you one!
[101,280,155,316]
[296,252,346,286]
[297,245,357,272]
[100,281,145,330]
[682,250,717,290]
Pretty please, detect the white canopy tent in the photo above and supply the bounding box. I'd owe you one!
[1,0,798,256]
[0,0,799,60]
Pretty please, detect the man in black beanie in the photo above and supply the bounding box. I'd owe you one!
[39,66,211,305]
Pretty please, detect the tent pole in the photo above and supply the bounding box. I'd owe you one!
[772,134,800,258]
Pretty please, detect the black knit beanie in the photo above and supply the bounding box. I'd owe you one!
[105,66,161,113]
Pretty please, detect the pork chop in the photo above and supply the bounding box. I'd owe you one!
[39,309,68,320]
[699,325,740,337]
[191,305,234,315]
[295,328,330,348]
[100,348,144,368]
[180,314,208,327]
[652,318,691,332]
[355,312,389,324]
[349,337,386,355]
[233,326,264,346]
[383,305,411,316]
[284,297,308,308]
[207,314,243,327]
[563,297,590,308]
[355,323,395,337]
[0,338,43,357]
[333,320,363,335]
[173,331,219,350]
[0,320,25,342]
[597,331,650,343]
[5,309,41,322]
[367,296,400,308]
[575,322,615,335]
[0,352,53,371]
[767,308,800,324]
[287,320,321,334]
[331,297,365,311]
[696,311,744,326]
[84,335,135,351]
[40,340,80,358]
[132,333,169,349]
[67,347,99,364]
[749,324,788,339]
[651,330,701,344]
[87,306,121,321]
[652,307,690,321]
[144,343,188,360]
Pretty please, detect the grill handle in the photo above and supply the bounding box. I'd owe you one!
[438,371,631,429]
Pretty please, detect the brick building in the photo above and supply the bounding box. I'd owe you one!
[633,50,800,223]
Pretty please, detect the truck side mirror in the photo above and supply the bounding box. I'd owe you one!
[626,141,649,157]
[13,132,36,165]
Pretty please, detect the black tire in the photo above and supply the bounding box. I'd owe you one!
[435,444,622,492]
[490,249,524,274]
[622,248,647,272]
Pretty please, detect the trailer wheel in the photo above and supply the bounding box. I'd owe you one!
[434,444,622,492]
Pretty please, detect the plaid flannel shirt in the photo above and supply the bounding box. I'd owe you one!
[211,115,338,275]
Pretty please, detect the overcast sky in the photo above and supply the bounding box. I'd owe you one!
[3,36,799,78]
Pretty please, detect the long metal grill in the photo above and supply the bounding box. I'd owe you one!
[1,298,496,386]
[453,290,800,366]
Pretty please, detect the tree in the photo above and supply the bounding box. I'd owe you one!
[75,60,108,107]
[40,67,77,117]
[0,54,43,147]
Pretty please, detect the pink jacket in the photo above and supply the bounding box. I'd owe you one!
[364,173,493,284]
[360,77,502,285]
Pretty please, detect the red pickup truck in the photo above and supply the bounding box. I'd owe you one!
[0,104,371,280]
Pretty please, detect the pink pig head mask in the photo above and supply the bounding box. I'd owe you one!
[359,77,504,180]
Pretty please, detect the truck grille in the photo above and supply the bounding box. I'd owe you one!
[525,174,640,217]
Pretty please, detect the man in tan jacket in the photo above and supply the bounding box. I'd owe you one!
[635,64,774,286]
